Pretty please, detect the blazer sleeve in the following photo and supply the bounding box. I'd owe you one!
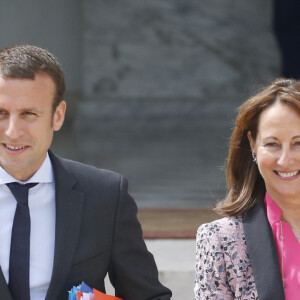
[194,223,234,300]
[108,176,172,300]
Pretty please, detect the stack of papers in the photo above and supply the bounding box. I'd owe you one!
[68,281,123,300]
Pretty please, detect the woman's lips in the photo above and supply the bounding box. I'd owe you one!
[274,170,300,178]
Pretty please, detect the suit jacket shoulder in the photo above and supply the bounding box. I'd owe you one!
[52,153,125,188]
[49,152,131,211]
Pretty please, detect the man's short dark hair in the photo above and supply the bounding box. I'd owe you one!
[0,44,66,111]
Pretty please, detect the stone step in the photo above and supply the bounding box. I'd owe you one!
[138,208,218,238]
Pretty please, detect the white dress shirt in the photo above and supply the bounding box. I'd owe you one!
[0,153,56,299]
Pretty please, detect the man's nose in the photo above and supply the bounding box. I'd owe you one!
[5,117,23,140]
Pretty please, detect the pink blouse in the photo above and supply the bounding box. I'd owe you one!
[265,193,300,299]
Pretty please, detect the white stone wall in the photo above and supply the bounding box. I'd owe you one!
[83,0,280,101]
[0,0,82,92]
[76,0,282,208]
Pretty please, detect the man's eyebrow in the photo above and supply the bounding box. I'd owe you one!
[20,107,44,113]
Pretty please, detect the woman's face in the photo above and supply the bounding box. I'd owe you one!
[248,102,300,203]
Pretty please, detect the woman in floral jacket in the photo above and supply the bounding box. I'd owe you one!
[194,78,300,300]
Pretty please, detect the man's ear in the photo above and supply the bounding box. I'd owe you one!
[247,131,255,152]
[53,100,66,131]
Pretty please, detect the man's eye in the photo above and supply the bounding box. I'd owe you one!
[22,112,38,120]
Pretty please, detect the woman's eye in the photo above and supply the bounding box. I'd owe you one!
[265,143,278,147]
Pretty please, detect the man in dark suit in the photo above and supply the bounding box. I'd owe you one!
[0,44,172,300]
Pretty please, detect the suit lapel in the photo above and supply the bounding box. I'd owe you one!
[243,199,285,300]
[0,268,13,299]
[45,152,84,300]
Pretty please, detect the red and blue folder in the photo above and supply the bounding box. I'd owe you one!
[68,281,123,300]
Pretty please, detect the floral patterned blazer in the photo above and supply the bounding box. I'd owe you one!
[194,200,285,300]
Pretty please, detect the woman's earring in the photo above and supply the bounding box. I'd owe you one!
[252,152,257,164]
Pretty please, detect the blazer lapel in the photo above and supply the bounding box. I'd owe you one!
[0,268,13,299]
[45,152,84,300]
[243,199,285,300]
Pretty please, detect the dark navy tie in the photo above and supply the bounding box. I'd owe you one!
[7,182,37,300]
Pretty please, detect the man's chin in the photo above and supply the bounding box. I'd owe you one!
[0,162,31,181]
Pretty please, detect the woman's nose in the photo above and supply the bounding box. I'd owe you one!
[277,150,292,167]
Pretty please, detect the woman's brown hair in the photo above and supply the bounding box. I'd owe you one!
[215,78,300,217]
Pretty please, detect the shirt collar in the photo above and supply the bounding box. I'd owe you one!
[264,192,282,225]
[0,153,54,184]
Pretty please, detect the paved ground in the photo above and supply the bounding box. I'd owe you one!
[146,239,196,300]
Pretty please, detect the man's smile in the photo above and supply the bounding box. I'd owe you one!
[2,143,29,152]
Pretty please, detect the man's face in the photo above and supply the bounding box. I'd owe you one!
[0,73,66,181]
